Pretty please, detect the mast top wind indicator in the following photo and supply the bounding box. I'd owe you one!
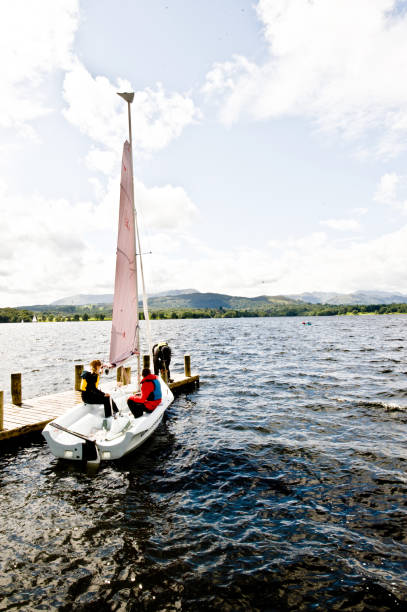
[117,92,134,103]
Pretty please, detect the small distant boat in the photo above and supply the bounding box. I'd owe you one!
[43,92,174,464]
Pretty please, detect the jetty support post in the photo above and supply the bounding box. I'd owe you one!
[0,390,3,430]
[184,355,191,378]
[143,354,150,370]
[124,367,131,385]
[75,364,84,391]
[11,373,22,406]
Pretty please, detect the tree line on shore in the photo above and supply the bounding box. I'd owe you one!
[2,302,407,323]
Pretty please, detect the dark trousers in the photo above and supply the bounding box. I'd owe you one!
[153,358,171,380]
[82,392,119,418]
[127,398,152,418]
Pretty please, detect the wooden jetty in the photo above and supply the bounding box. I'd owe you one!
[0,355,199,442]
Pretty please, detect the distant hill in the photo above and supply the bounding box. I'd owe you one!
[51,294,114,306]
[146,293,299,311]
[290,290,407,305]
[43,291,299,310]
[150,288,199,298]
[51,289,199,306]
[23,289,407,311]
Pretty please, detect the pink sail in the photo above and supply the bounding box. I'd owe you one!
[109,140,139,366]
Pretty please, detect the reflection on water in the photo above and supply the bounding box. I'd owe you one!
[0,317,407,609]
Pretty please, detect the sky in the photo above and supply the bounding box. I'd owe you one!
[2,0,407,306]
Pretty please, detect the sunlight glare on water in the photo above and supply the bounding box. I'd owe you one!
[0,316,407,610]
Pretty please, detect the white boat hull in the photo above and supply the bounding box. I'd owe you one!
[42,378,174,461]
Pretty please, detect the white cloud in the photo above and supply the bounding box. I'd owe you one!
[86,167,199,235]
[0,165,202,305]
[0,43,201,306]
[0,0,78,135]
[0,182,200,306]
[4,0,407,306]
[352,207,368,217]
[63,62,200,165]
[374,172,399,205]
[0,180,107,305]
[86,148,118,176]
[3,165,407,304]
[320,218,361,231]
[374,172,407,212]
[203,0,407,156]
[135,180,198,232]
[142,222,407,297]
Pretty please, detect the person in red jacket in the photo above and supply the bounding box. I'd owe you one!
[127,368,162,418]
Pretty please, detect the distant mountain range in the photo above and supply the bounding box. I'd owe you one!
[23,289,407,310]
[288,291,407,305]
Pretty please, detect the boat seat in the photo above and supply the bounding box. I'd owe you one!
[83,402,105,414]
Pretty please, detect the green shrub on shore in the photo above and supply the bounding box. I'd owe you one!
[0,308,34,322]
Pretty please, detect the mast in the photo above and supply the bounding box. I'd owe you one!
[117,92,141,388]
[115,92,154,386]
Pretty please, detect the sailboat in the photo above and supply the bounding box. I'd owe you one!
[32,315,37,322]
[42,92,174,463]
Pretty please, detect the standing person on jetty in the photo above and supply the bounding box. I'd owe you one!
[80,359,119,427]
[152,342,172,382]
[127,368,162,418]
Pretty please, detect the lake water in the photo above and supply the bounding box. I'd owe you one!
[0,316,407,610]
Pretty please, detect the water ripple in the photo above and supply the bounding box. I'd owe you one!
[1,316,407,609]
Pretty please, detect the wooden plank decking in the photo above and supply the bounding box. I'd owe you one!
[0,374,199,442]
[0,390,82,441]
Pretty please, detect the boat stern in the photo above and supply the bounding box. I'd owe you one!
[42,426,98,461]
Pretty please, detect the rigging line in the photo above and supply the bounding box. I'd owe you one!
[134,190,156,293]
[135,208,153,367]
[133,199,140,388]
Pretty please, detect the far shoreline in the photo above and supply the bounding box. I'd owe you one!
[2,308,407,324]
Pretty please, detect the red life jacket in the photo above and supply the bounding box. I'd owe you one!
[128,374,162,411]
